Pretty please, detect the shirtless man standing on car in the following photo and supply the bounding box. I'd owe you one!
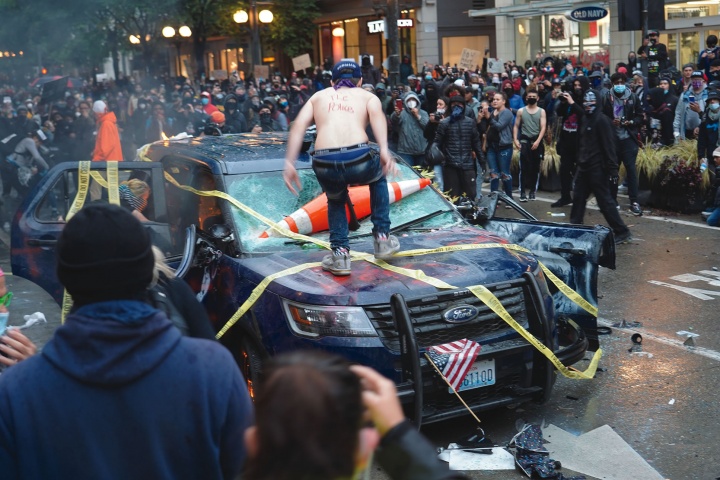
[284,60,399,276]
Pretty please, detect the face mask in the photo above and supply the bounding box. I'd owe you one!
[201,98,209,105]
[583,101,596,114]
[504,90,514,98]
[226,102,236,111]
[613,84,626,94]
[663,88,669,94]
[629,55,636,62]
[265,87,272,92]
[711,102,720,111]
[527,97,538,105]
[592,78,602,88]
[574,87,583,95]
[451,105,464,118]
[528,75,534,80]
[436,108,445,115]
[511,69,518,75]
[692,80,703,90]
[139,103,147,110]
[406,99,418,109]
[236,94,247,102]
[279,101,288,108]
[471,84,479,91]
[545,66,553,72]
[260,112,271,122]
[252,100,260,107]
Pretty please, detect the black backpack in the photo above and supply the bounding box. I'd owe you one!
[0,133,21,159]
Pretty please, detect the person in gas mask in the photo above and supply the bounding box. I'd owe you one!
[570,89,632,245]
[390,92,429,166]
[699,35,720,77]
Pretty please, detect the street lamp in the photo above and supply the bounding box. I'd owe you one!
[234,1,273,66]
[163,25,192,76]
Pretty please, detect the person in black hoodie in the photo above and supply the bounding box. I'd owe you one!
[697,90,720,172]
[0,203,253,479]
[570,89,632,244]
[431,94,484,201]
[551,76,588,207]
[223,93,248,133]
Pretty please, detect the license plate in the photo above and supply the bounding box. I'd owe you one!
[451,359,496,393]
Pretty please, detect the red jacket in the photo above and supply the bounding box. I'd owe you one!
[92,111,123,161]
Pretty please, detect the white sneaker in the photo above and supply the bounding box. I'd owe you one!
[701,211,712,220]
[322,249,351,276]
[373,234,400,260]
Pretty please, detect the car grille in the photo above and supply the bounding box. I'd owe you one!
[365,279,529,351]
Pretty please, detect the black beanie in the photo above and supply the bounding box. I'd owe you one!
[57,203,155,306]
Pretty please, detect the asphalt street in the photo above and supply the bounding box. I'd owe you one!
[1,188,718,480]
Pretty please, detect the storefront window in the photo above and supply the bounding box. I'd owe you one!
[344,18,360,62]
[680,31,700,68]
[665,33,677,69]
[516,17,543,67]
[207,53,215,72]
[666,2,719,19]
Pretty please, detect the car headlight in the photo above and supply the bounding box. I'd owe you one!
[282,300,376,338]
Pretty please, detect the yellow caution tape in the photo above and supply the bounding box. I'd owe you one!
[107,161,120,206]
[138,160,603,379]
[89,171,108,188]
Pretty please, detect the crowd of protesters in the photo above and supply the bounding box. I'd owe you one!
[1,29,719,235]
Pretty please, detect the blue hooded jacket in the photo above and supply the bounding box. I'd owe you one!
[0,303,253,480]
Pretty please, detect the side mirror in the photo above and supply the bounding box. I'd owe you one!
[208,223,233,243]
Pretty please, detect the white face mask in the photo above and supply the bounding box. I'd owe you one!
[406,100,418,109]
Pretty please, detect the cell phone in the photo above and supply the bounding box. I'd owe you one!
[395,99,403,110]
[689,94,696,103]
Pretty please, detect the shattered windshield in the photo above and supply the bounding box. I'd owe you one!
[225,163,461,253]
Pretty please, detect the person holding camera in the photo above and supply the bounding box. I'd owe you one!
[699,35,720,77]
[673,70,708,142]
[637,30,668,88]
[602,72,644,216]
[551,76,589,208]
[424,97,449,191]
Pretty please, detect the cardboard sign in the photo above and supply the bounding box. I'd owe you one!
[459,48,481,70]
[211,69,228,81]
[487,58,505,74]
[253,65,270,81]
[292,53,312,72]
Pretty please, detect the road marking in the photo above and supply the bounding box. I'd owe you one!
[598,318,720,363]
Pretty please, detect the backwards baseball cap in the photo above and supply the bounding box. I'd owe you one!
[331,60,362,81]
[648,30,659,36]
[713,147,720,158]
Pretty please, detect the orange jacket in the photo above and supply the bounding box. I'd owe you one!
[92,111,123,161]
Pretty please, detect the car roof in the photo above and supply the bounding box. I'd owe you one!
[143,132,315,174]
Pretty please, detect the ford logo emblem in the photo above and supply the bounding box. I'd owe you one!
[442,305,479,324]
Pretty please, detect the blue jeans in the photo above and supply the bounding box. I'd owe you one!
[708,207,720,227]
[313,151,390,250]
[487,145,513,197]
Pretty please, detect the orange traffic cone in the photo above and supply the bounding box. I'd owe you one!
[260,178,431,238]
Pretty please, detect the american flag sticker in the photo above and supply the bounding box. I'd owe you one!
[427,339,481,391]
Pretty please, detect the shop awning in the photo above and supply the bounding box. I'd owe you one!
[469,1,609,19]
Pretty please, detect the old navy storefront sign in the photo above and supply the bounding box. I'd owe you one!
[565,5,608,23]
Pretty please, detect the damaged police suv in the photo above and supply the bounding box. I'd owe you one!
[12,133,615,425]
